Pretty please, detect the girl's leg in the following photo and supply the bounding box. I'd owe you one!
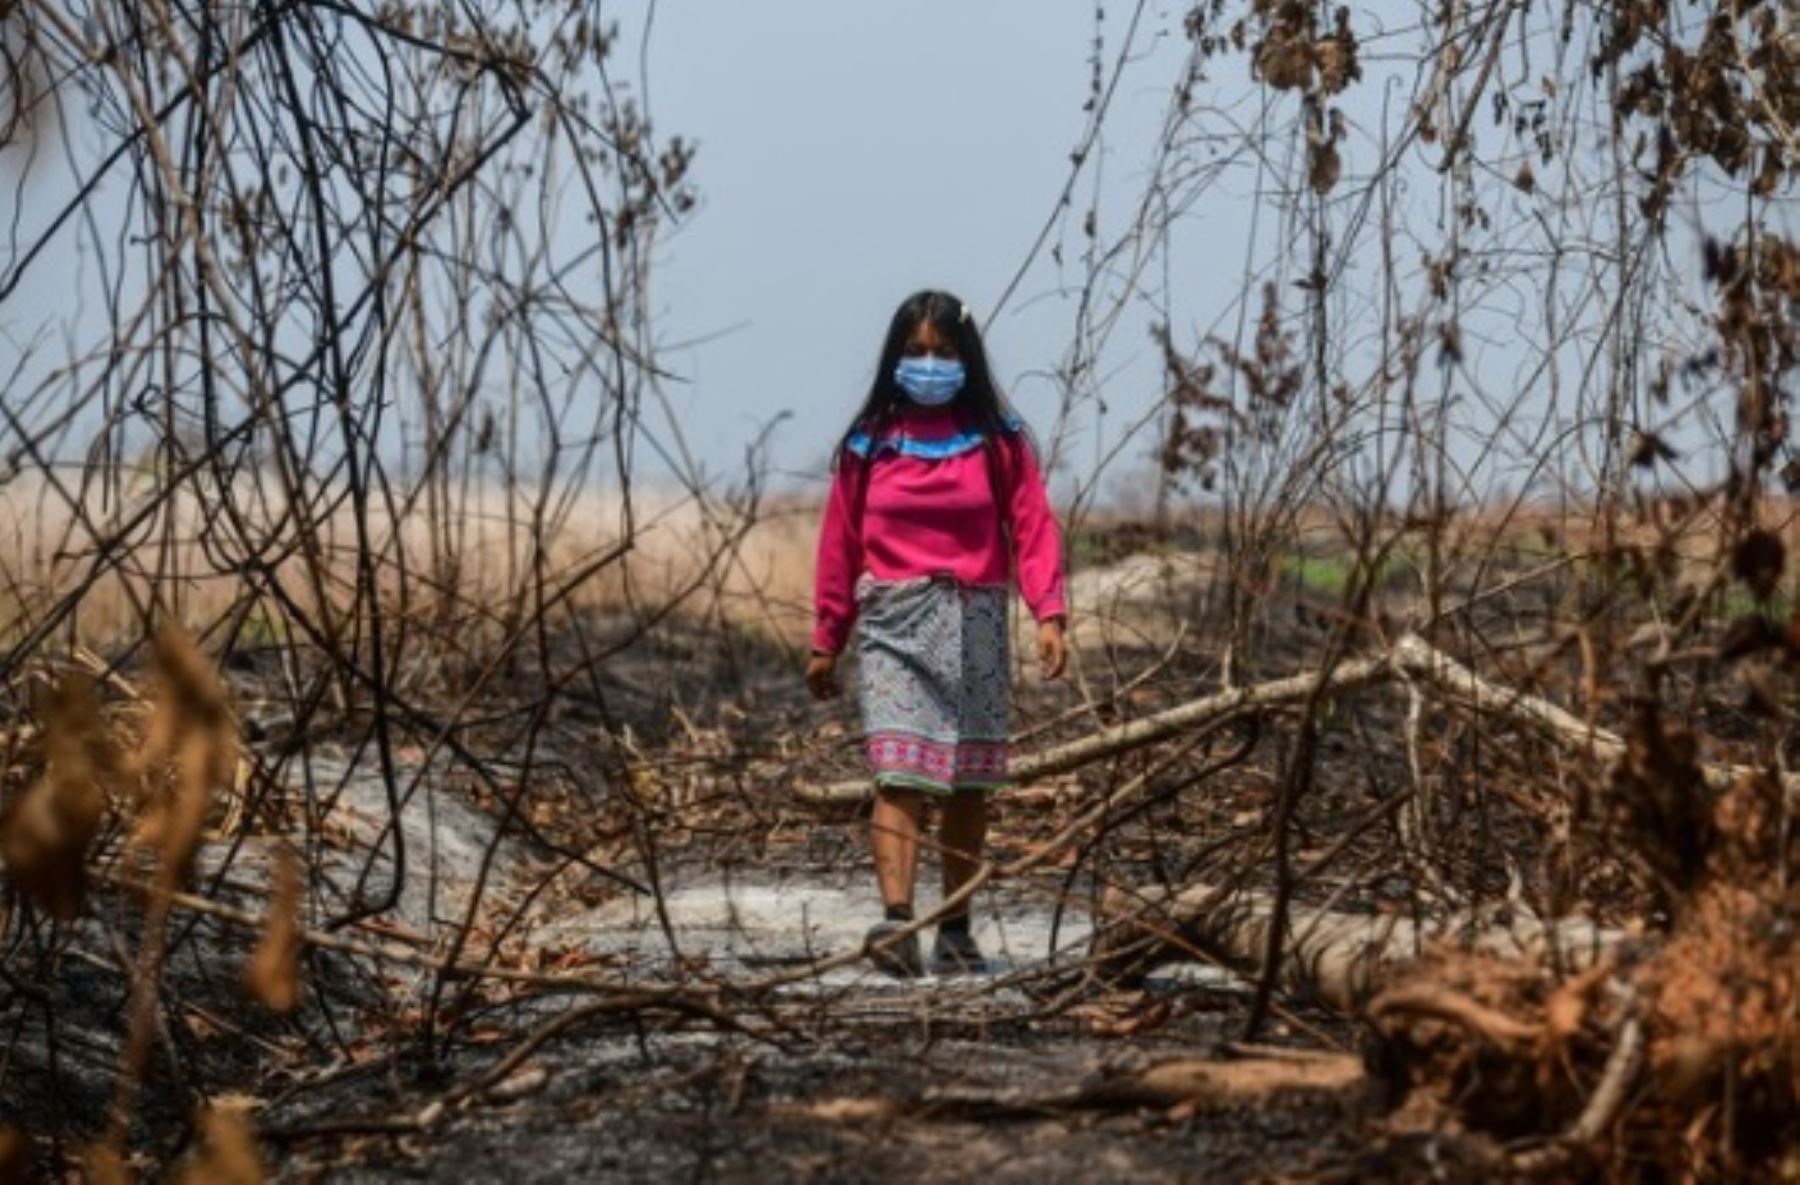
[870,786,926,912]
[938,790,988,920]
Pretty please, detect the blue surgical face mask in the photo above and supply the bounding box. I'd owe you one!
[894,356,965,406]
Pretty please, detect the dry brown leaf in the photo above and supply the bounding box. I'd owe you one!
[1308,140,1342,194]
[786,1098,897,1122]
[1091,999,1174,1038]
[1543,982,1586,1043]
[0,1127,33,1185]
[182,1010,225,1042]
[1543,957,1615,1047]
[244,844,301,1013]
[0,676,116,919]
[1253,31,1313,91]
[1314,39,1348,93]
[83,1142,130,1185]
[175,1106,263,1185]
[484,1064,549,1103]
[132,627,237,884]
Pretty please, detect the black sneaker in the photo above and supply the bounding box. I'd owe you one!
[929,926,988,976]
[864,920,924,978]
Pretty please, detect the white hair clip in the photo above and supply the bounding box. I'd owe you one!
[959,302,971,323]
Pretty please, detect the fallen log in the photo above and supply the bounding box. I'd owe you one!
[773,1051,1368,1121]
[1051,1051,1366,1112]
[799,632,1798,804]
[796,651,1394,804]
[1388,634,1800,796]
[1093,881,1625,1010]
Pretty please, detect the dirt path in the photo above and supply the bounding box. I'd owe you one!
[257,844,1370,1183]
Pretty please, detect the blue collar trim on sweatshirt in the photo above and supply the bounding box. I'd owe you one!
[846,416,1022,460]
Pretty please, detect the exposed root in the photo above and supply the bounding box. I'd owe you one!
[1362,770,1800,1180]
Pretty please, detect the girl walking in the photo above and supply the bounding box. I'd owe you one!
[807,289,1067,977]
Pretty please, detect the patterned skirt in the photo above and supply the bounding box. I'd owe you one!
[855,573,1010,795]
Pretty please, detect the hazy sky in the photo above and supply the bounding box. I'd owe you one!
[635,2,1195,487]
[9,2,1721,508]
[0,1,1202,504]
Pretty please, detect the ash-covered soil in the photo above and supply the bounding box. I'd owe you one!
[285,1029,1371,1184]
[3,554,1611,1182]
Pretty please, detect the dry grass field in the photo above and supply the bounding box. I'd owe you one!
[10,464,1800,669]
[0,471,828,657]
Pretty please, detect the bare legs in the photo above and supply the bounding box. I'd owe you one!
[938,791,986,921]
[870,786,925,911]
[869,786,987,918]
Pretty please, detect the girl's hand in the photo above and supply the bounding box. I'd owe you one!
[1037,617,1067,680]
[805,651,842,700]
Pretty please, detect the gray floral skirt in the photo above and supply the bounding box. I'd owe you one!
[855,574,1010,795]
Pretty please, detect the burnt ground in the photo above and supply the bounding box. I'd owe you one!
[276,1029,1373,1184]
[2,564,1624,1182]
[3,844,1382,1182]
[248,836,1379,1184]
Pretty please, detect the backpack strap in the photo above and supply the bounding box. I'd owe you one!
[982,421,1020,547]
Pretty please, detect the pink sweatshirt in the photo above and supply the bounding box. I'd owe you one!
[812,407,1067,655]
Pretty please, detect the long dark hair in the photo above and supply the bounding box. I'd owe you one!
[834,289,1023,467]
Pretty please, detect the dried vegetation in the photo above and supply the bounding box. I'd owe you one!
[0,0,1798,1181]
